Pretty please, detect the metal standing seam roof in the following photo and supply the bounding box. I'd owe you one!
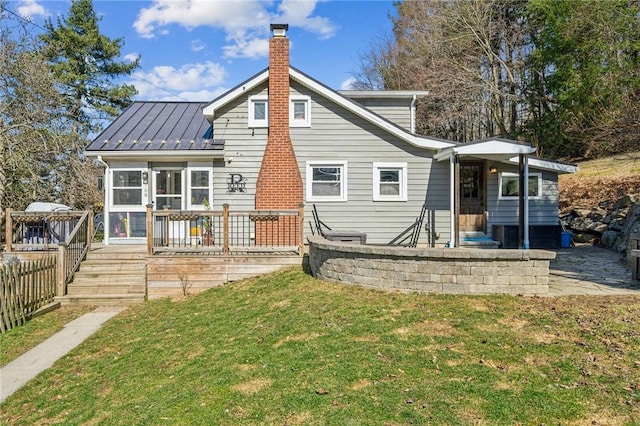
[86,101,224,152]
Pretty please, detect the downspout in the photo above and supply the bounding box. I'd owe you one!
[449,152,456,248]
[410,95,417,134]
[97,155,109,245]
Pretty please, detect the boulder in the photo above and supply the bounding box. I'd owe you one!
[573,233,597,244]
[614,194,638,210]
[600,230,619,248]
[571,217,594,232]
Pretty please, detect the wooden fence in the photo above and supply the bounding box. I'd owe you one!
[0,256,57,333]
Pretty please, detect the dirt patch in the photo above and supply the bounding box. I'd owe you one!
[393,320,455,339]
[231,378,273,396]
[350,378,373,391]
[273,333,322,348]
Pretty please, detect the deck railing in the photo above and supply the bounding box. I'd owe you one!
[4,208,93,296]
[148,204,305,255]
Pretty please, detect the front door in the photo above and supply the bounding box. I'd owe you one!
[153,169,187,243]
[459,162,486,232]
[153,169,183,209]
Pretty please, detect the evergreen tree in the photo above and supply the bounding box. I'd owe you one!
[40,0,139,136]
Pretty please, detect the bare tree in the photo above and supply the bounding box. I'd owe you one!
[356,1,533,143]
[0,8,102,218]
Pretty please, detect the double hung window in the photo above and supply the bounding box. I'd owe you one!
[373,163,407,201]
[306,161,347,202]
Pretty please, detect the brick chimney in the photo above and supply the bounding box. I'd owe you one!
[255,24,303,244]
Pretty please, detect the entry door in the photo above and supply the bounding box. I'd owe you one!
[153,169,186,243]
[154,169,183,209]
[459,162,486,232]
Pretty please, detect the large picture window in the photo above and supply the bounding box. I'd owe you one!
[112,170,142,206]
[499,173,542,199]
[306,161,347,202]
[373,162,407,201]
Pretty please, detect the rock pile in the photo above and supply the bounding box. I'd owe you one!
[560,195,640,260]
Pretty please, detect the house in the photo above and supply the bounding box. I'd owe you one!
[86,24,576,249]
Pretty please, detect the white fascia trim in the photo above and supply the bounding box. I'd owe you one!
[508,157,578,174]
[290,68,453,151]
[338,90,429,99]
[203,69,269,118]
[86,150,224,160]
[434,142,536,161]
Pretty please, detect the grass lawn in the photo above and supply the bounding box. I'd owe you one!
[1,305,94,367]
[1,267,639,425]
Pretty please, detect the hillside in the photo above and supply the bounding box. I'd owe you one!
[559,152,640,211]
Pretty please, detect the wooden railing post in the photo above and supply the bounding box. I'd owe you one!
[146,204,153,255]
[223,204,229,254]
[5,208,12,252]
[57,243,67,296]
[87,210,94,252]
[298,203,305,256]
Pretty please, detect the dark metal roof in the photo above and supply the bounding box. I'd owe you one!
[87,102,223,152]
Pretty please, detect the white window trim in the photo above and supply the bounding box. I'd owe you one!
[373,162,408,202]
[111,168,145,208]
[187,167,213,210]
[248,95,268,128]
[306,161,348,202]
[290,96,311,127]
[498,172,542,199]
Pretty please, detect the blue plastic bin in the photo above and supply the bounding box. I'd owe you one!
[560,231,572,248]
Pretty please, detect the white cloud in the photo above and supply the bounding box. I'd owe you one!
[222,35,269,59]
[124,53,140,63]
[131,61,226,101]
[340,77,356,90]
[133,1,271,39]
[133,0,337,59]
[190,39,206,52]
[17,0,48,19]
[277,0,337,40]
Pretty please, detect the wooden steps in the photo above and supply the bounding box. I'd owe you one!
[58,247,147,306]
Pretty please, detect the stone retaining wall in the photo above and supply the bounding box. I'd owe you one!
[308,236,555,295]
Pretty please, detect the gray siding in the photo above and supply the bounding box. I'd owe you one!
[211,85,268,212]
[345,97,413,132]
[486,165,560,238]
[212,81,452,246]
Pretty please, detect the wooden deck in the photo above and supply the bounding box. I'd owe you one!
[80,244,303,302]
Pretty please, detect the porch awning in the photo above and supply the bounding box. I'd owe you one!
[434,138,536,162]
[434,138,577,174]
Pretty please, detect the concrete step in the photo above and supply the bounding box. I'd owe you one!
[56,294,145,306]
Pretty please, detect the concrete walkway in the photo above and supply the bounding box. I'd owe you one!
[548,244,640,295]
[0,306,125,403]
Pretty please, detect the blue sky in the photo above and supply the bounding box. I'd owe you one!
[10,0,396,101]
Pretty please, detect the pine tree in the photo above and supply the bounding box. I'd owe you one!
[40,0,139,136]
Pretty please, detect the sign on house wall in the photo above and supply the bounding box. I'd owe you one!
[227,173,246,193]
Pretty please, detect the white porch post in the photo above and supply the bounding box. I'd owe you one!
[449,152,456,248]
[523,154,530,249]
[98,156,110,245]
[518,154,530,250]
